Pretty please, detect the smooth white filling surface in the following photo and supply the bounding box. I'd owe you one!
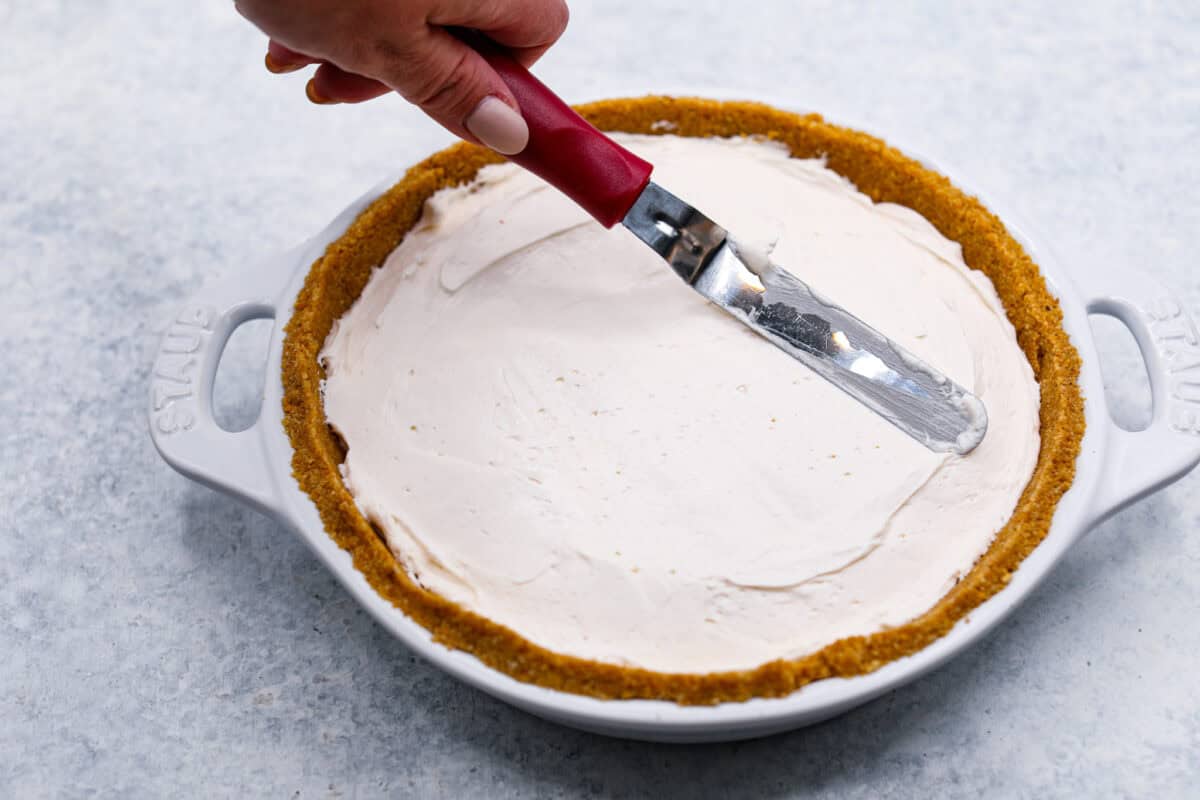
[320,135,1040,673]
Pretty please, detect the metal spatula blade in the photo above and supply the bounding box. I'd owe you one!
[623,183,988,455]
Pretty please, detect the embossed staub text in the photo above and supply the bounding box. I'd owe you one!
[1145,296,1200,436]
[152,306,214,435]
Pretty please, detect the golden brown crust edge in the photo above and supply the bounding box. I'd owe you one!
[280,97,1085,705]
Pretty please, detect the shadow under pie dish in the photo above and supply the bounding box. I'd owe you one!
[279,96,1085,705]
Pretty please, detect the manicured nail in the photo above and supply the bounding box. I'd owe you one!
[465,96,529,155]
[306,79,338,105]
[264,52,304,74]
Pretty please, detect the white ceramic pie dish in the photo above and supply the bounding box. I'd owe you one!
[149,95,1200,743]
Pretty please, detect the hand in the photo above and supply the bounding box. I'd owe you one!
[235,0,570,154]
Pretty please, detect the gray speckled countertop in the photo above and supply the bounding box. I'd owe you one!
[4,1,1200,796]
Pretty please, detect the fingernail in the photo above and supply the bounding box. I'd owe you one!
[306,79,338,105]
[264,52,304,74]
[465,97,529,155]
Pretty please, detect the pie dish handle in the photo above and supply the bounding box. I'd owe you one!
[148,257,291,521]
[1077,267,1200,527]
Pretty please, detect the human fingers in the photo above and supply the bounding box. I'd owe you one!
[366,26,529,154]
[429,0,569,67]
[306,62,393,105]
[264,40,318,74]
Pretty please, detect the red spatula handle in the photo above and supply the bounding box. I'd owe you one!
[464,33,654,228]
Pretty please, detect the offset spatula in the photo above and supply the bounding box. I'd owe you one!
[464,36,988,455]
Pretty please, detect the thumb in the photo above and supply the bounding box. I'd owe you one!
[376,28,528,155]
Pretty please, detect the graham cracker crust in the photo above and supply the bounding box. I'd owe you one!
[280,97,1085,705]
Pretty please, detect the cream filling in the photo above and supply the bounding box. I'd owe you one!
[320,135,1041,674]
